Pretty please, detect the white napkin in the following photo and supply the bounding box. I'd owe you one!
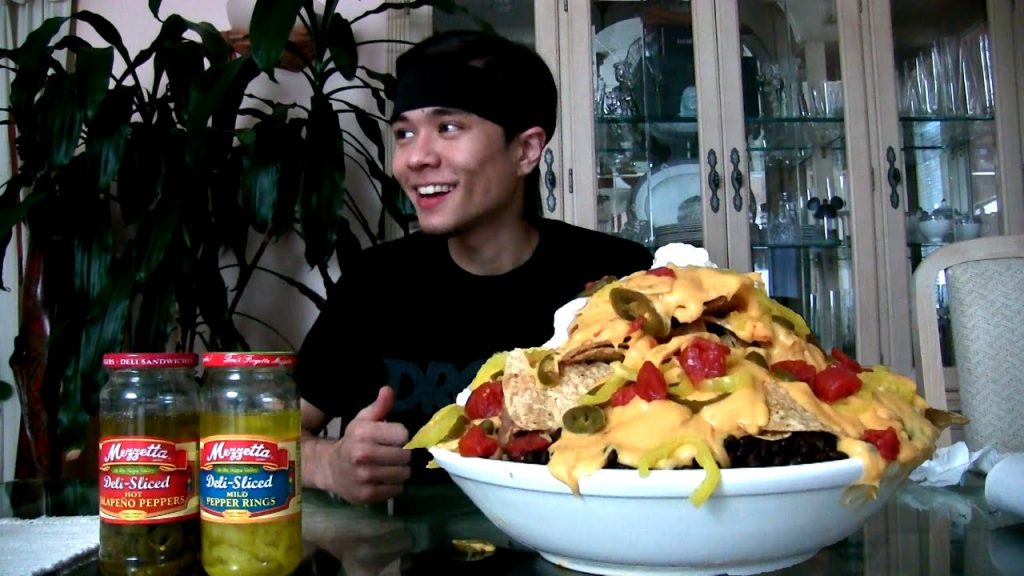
[909,441,1000,487]
[0,515,99,575]
[986,453,1024,517]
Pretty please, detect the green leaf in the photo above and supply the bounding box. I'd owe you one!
[9,16,69,112]
[353,108,385,166]
[334,216,365,275]
[361,68,396,102]
[299,95,346,268]
[36,73,83,170]
[326,16,357,80]
[72,46,114,122]
[0,176,45,242]
[352,0,467,23]
[0,175,46,290]
[195,240,245,351]
[149,0,163,20]
[240,106,289,233]
[185,21,232,65]
[86,86,133,189]
[0,380,13,402]
[241,158,280,233]
[73,11,133,70]
[249,0,305,78]
[273,118,305,233]
[185,56,258,166]
[162,40,204,122]
[133,196,182,284]
[209,147,248,261]
[116,123,165,225]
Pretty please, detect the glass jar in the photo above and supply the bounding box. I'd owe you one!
[199,352,302,576]
[98,353,200,576]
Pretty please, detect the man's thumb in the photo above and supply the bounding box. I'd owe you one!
[353,386,394,422]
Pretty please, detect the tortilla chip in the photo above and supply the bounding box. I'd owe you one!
[502,348,611,432]
[763,381,840,435]
[559,341,624,364]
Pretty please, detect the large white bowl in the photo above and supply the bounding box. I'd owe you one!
[429,447,904,576]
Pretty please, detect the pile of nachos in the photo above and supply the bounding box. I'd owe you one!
[406,252,966,506]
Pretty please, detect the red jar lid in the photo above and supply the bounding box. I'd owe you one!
[102,353,199,369]
[202,352,296,368]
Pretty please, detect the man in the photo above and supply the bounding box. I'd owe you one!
[296,30,652,505]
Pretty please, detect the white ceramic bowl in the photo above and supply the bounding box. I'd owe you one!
[918,218,952,242]
[430,447,904,576]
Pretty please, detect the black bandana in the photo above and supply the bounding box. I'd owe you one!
[391,59,539,139]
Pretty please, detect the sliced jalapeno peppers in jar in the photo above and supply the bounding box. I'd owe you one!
[609,288,669,337]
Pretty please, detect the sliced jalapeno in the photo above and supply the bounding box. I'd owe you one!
[562,405,606,434]
[478,419,496,435]
[745,351,768,369]
[537,352,560,386]
[580,275,618,297]
[609,288,668,337]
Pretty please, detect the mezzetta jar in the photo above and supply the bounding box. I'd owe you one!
[98,353,200,576]
[199,352,302,576]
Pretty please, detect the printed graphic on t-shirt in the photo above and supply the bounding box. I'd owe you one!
[383,358,485,416]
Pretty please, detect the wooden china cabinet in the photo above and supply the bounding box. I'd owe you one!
[391,0,1024,394]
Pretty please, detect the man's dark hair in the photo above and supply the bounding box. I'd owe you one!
[392,30,557,224]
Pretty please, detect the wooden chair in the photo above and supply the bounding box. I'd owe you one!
[911,235,1024,449]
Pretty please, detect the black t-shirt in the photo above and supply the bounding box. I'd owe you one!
[294,219,652,480]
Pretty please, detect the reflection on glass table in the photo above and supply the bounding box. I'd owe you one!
[3,477,1023,575]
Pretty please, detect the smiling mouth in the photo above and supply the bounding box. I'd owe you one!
[416,184,454,196]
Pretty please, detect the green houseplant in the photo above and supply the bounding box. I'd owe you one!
[0,0,468,477]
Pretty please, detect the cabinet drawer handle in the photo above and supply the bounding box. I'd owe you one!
[730,147,744,212]
[707,148,721,213]
[886,145,901,210]
[543,148,557,213]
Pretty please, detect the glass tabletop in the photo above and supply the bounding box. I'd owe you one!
[2,477,1022,575]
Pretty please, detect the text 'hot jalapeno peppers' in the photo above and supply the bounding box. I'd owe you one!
[99,437,198,523]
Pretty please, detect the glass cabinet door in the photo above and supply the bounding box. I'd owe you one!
[865,0,1023,374]
[721,0,865,357]
[891,0,1018,369]
[579,0,724,260]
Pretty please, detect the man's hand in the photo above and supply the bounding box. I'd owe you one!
[304,386,411,505]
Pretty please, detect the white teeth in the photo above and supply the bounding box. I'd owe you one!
[417,184,452,196]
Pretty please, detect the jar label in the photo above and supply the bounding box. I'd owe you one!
[199,435,300,523]
[98,437,198,524]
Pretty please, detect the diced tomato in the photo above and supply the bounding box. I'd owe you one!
[830,347,866,374]
[465,380,504,420]
[503,432,552,461]
[811,365,862,402]
[679,337,730,385]
[648,267,676,278]
[458,424,498,458]
[610,384,638,407]
[627,317,645,334]
[635,361,668,401]
[770,359,817,383]
[863,427,900,461]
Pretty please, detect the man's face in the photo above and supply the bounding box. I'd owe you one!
[391,107,524,236]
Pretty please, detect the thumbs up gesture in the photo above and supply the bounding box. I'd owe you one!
[322,386,411,504]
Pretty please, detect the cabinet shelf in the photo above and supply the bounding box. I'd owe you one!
[752,241,844,250]
[900,115,995,151]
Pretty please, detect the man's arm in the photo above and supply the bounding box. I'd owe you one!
[299,389,413,505]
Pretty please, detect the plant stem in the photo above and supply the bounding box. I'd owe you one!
[226,229,273,317]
